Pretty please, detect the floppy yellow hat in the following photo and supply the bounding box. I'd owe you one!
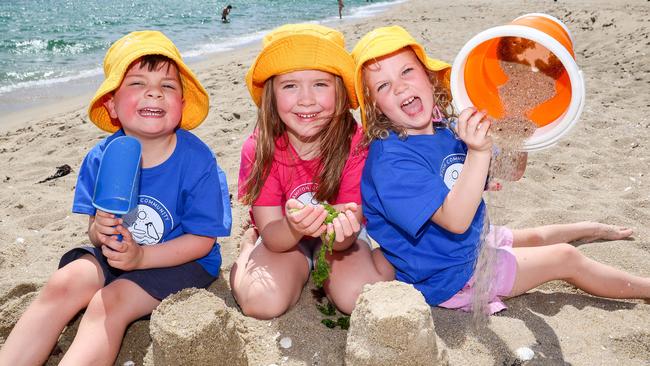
[88,30,209,133]
[351,25,451,128]
[245,23,358,109]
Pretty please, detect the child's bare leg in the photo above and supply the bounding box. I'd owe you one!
[0,255,103,366]
[230,229,310,319]
[58,279,159,366]
[229,227,258,290]
[509,244,650,300]
[512,222,633,247]
[326,239,395,314]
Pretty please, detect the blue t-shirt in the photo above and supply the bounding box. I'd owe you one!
[361,127,485,305]
[73,129,232,276]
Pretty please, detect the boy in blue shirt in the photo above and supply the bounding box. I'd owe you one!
[0,31,231,365]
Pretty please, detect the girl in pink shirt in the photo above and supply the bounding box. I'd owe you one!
[230,23,394,319]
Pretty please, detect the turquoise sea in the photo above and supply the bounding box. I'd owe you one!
[0,0,403,115]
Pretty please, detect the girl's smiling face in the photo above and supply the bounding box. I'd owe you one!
[363,47,435,135]
[273,69,336,148]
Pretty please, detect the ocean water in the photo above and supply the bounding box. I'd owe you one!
[0,0,403,115]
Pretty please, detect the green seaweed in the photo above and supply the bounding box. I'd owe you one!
[316,300,351,330]
[321,318,337,328]
[316,301,336,316]
[312,203,339,287]
[336,316,350,330]
[288,203,339,287]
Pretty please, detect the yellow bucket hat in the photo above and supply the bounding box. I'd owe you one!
[351,25,451,128]
[245,23,358,109]
[88,30,209,133]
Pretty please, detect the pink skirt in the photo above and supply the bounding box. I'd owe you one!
[438,225,517,314]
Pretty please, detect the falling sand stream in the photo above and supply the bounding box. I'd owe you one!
[470,36,563,326]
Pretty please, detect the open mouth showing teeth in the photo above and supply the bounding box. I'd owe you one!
[296,113,318,119]
[138,108,165,117]
[401,96,417,107]
[401,96,423,116]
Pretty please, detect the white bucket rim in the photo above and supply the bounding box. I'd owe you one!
[513,13,575,45]
[450,24,584,151]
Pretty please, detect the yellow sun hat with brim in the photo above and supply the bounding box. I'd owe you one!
[88,30,209,133]
[245,23,358,109]
[351,25,451,129]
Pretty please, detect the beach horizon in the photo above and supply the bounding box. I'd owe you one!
[0,0,404,123]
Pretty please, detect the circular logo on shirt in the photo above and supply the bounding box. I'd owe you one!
[290,183,320,206]
[122,195,173,245]
[440,153,466,190]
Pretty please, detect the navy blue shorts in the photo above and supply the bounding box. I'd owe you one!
[58,246,217,301]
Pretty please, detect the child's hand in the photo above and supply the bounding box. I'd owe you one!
[456,107,493,153]
[327,202,361,244]
[101,225,144,271]
[91,209,123,245]
[285,199,328,238]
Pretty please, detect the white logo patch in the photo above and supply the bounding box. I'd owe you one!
[440,153,466,190]
[122,195,173,245]
[290,182,320,207]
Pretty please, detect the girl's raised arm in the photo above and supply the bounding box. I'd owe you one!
[431,108,493,233]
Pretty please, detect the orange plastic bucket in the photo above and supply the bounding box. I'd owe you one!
[450,13,585,151]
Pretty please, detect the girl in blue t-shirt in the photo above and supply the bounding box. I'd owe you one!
[351,26,649,315]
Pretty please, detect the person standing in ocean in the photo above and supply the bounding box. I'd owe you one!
[221,4,232,23]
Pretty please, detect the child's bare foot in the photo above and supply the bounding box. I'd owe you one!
[581,223,633,243]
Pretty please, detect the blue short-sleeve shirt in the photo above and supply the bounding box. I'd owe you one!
[361,128,485,305]
[73,129,232,276]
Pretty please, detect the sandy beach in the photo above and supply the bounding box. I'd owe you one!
[1,0,649,364]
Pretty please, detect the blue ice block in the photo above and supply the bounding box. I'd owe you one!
[92,136,142,215]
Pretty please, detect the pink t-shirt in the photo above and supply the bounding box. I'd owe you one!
[238,125,367,211]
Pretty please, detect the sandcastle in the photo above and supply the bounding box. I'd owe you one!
[345,281,447,366]
[139,282,449,365]
[147,288,248,366]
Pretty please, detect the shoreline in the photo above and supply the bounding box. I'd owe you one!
[0,0,405,125]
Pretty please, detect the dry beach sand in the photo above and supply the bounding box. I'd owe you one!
[1,0,649,364]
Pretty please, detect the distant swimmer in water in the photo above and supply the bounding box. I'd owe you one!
[221,4,232,23]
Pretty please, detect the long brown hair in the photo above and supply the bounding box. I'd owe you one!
[361,60,454,144]
[240,74,358,205]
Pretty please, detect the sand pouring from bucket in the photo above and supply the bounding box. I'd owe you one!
[92,136,142,227]
[450,13,585,151]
